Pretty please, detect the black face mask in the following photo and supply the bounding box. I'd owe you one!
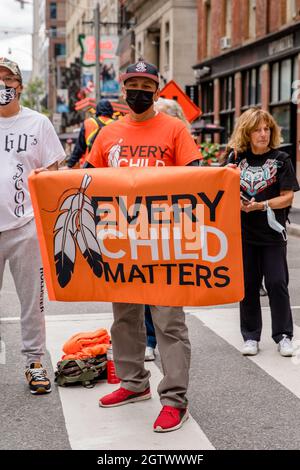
[125,89,154,114]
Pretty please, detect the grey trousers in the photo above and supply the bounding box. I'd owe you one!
[0,218,45,366]
[111,303,191,408]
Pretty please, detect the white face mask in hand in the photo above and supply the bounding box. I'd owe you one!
[266,206,287,241]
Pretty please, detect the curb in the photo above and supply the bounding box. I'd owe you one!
[287,223,300,238]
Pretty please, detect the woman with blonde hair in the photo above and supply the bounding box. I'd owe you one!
[225,107,299,357]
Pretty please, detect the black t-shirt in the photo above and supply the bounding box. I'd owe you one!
[235,149,299,246]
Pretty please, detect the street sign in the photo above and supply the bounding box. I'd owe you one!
[160,80,201,123]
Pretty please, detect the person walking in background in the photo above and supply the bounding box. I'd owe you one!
[154,97,190,129]
[0,57,65,394]
[84,59,202,432]
[66,99,114,168]
[225,107,299,357]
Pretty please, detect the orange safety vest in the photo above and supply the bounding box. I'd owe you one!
[80,115,114,167]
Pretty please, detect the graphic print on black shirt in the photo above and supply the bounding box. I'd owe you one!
[239,158,278,197]
[237,149,299,246]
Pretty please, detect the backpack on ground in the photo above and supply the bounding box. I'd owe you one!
[55,354,107,388]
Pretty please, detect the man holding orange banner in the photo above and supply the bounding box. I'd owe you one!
[85,59,202,433]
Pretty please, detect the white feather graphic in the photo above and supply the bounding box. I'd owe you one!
[53,174,103,287]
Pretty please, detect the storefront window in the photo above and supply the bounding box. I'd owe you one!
[280,59,292,101]
[201,81,214,114]
[271,104,290,144]
[220,112,234,144]
[220,75,235,144]
[270,57,297,164]
[221,75,234,111]
[271,58,295,103]
[242,66,262,108]
[271,62,279,103]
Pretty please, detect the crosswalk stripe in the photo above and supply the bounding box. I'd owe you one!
[45,314,214,450]
[185,307,300,400]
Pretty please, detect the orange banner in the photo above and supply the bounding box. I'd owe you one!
[28,167,244,306]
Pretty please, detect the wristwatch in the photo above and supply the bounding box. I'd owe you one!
[262,200,269,211]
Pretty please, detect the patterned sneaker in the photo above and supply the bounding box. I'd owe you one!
[153,406,189,433]
[99,387,151,408]
[25,363,52,395]
[278,335,293,357]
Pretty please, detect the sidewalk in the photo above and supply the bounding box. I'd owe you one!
[292,189,300,210]
[288,190,300,237]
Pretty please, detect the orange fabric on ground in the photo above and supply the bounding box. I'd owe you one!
[87,112,200,168]
[61,328,110,360]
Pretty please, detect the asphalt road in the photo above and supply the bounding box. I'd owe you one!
[1,235,300,450]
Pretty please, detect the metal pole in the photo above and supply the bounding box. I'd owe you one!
[95,3,100,102]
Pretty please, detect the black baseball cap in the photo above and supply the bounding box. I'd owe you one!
[120,59,159,84]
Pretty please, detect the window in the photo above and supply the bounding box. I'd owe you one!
[286,0,297,22]
[50,2,57,19]
[271,104,290,144]
[206,1,212,57]
[220,75,234,110]
[271,62,279,102]
[165,21,170,36]
[55,43,66,57]
[82,13,86,35]
[280,59,292,101]
[220,75,235,143]
[242,66,262,108]
[201,81,214,114]
[271,58,294,103]
[164,21,170,71]
[137,41,142,59]
[270,57,297,154]
[200,80,214,142]
[248,0,256,38]
[50,26,57,38]
[225,0,232,38]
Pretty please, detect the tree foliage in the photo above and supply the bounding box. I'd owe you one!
[21,78,49,115]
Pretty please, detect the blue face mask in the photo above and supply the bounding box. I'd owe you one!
[266,206,287,241]
[0,81,17,106]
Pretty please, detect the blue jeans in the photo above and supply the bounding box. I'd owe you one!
[145,305,157,348]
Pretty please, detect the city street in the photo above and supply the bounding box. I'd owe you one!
[2,0,300,460]
[1,235,300,451]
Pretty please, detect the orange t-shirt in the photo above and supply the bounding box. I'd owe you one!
[87,112,200,168]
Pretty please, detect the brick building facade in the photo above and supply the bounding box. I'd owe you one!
[194,0,300,177]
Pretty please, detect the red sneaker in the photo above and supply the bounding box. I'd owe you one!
[99,387,151,408]
[153,406,189,432]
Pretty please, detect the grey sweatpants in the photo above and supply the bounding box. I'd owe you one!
[112,303,191,408]
[0,218,45,366]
